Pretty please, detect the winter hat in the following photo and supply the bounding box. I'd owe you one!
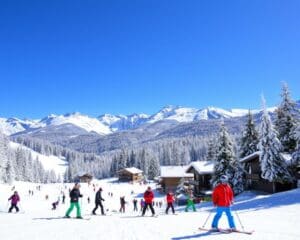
[220,175,229,183]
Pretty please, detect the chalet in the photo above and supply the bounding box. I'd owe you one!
[240,151,295,193]
[159,166,194,193]
[186,161,214,196]
[78,173,93,183]
[118,167,143,182]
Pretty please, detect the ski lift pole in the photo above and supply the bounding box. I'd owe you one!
[234,210,245,231]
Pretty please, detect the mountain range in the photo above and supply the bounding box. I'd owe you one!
[0,104,282,136]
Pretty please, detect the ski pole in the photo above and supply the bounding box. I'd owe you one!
[234,210,245,231]
[201,208,214,228]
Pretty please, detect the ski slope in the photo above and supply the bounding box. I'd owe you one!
[0,179,299,240]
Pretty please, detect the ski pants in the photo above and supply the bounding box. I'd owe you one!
[142,203,155,215]
[185,199,196,212]
[212,207,236,228]
[93,202,104,215]
[9,204,19,213]
[120,204,125,213]
[166,203,175,214]
[133,204,138,212]
[66,202,81,217]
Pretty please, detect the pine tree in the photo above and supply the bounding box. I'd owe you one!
[291,125,300,176]
[5,157,15,184]
[239,110,259,158]
[206,137,218,161]
[211,122,238,190]
[258,97,293,190]
[147,155,160,180]
[275,83,298,153]
[0,132,9,182]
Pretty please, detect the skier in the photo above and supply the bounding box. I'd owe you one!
[65,183,83,219]
[142,186,155,216]
[211,175,236,230]
[62,193,66,204]
[133,198,138,212]
[140,199,145,212]
[165,191,175,214]
[185,189,196,212]
[8,191,20,213]
[87,197,90,204]
[92,187,105,215]
[52,200,59,210]
[119,196,126,213]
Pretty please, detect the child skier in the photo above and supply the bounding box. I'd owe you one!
[165,191,175,214]
[142,186,155,216]
[65,183,83,218]
[211,175,236,230]
[8,191,20,213]
[185,189,196,212]
[133,198,138,212]
[119,196,126,213]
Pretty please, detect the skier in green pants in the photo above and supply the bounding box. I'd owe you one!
[65,183,83,218]
[185,190,196,212]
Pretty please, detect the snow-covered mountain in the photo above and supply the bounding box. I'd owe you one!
[0,101,297,137]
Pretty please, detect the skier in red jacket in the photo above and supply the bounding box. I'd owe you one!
[211,175,236,230]
[165,191,175,214]
[142,186,155,216]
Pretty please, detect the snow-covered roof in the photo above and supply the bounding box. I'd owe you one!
[186,161,214,175]
[240,151,292,164]
[239,151,260,163]
[121,167,143,174]
[160,166,193,178]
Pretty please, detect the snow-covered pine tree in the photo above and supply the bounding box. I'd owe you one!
[147,155,160,180]
[239,110,259,158]
[206,136,218,161]
[0,132,9,182]
[211,121,238,188]
[231,158,245,194]
[258,96,293,190]
[291,125,300,176]
[5,156,15,184]
[275,83,298,153]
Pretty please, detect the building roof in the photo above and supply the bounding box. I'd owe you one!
[119,167,143,174]
[239,151,292,164]
[186,161,214,175]
[160,166,193,178]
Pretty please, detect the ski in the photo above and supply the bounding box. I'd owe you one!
[198,227,230,234]
[231,229,254,235]
[64,216,91,221]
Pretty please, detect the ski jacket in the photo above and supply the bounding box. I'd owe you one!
[69,189,83,203]
[166,193,175,203]
[144,190,154,204]
[120,197,126,205]
[95,191,104,203]
[212,183,233,207]
[9,194,20,205]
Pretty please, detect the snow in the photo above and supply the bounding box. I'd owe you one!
[121,167,143,174]
[0,179,300,240]
[9,142,68,177]
[160,166,193,178]
[187,161,214,174]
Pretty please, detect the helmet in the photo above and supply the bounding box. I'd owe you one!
[220,175,229,183]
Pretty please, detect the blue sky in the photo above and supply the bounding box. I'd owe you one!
[0,0,299,118]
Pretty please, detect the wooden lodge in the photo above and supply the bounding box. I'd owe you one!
[79,173,93,183]
[240,151,295,193]
[159,166,193,193]
[118,167,143,182]
[186,161,214,196]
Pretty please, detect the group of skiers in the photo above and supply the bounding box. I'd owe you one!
[5,175,236,230]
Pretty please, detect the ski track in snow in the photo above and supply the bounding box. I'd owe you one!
[0,179,300,240]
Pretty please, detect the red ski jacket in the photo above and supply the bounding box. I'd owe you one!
[166,193,175,203]
[144,190,154,204]
[212,183,234,207]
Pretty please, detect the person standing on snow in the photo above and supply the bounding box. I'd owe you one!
[165,191,175,214]
[142,186,155,216]
[65,183,83,218]
[211,175,236,230]
[185,189,196,212]
[119,196,126,213]
[8,191,20,213]
[92,187,105,215]
[133,199,138,212]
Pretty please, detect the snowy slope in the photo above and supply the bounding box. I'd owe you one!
[9,141,68,177]
[0,179,299,240]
